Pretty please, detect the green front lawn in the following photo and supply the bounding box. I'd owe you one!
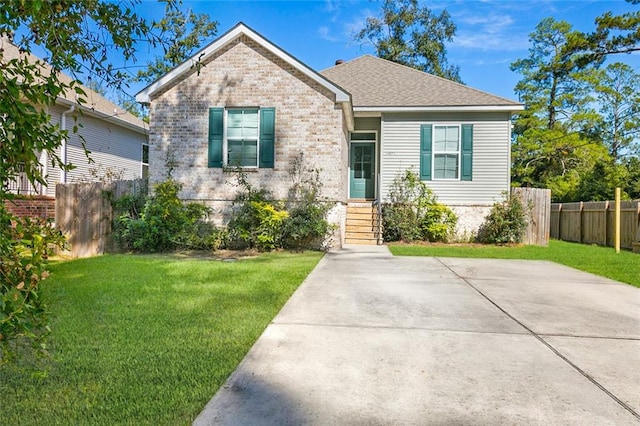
[1,251,323,425]
[389,240,640,288]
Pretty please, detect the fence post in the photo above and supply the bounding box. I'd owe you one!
[579,201,584,243]
[557,203,562,241]
[603,200,609,247]
[615,188,621,253]
[633,201,640,254]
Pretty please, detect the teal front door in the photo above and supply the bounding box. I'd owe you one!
[349,142,375,199]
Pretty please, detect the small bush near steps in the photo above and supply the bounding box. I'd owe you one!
[382,170,457,243]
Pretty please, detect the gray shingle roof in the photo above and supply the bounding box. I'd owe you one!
[320,55,521,108]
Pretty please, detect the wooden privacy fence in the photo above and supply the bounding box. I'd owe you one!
[512,187,551,246]
[550,200,640,250]
[56,179,146,257]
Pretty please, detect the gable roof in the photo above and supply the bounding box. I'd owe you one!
[0,37,147,134]
[321,55,523,112]
[135,23,351,105]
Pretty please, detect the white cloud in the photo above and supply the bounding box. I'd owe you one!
[318,26,339,42]
[452,11,528,51]
[324,0,339,14]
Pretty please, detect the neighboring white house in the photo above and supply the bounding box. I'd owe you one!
[136,23,523,244]
[1,37,149,200]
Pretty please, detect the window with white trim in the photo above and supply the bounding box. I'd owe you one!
[433,125,460,179]
[226,109,259,168]
[208,107,275,169]
[420,123,472,181]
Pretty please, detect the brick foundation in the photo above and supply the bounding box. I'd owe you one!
[4,196,56,221]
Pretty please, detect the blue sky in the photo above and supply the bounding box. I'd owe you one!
[124,0,639,102]
[27,0,628,102]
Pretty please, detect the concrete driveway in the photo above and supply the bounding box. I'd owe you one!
[194,245,640,425]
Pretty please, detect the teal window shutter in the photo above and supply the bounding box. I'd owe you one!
[461,124,473,181]
[420,124,433,181]
[259,108,275,168]
[208,108,224,168]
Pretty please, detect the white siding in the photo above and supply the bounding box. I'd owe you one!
[381,112,511,205]
[45,105,146,195]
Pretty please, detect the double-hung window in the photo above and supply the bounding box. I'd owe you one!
[208,107,275,169]
[420,123,473,181]
[227,109,259,168]
[433,125,460,179]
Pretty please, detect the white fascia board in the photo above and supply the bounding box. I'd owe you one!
[136,23,350,104]
[58,98,148,135]
[355,105,524,113]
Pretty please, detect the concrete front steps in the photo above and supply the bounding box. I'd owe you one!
[345,203,382,245]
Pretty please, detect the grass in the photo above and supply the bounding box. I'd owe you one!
[1,251,323,425]
[389,239,640,288]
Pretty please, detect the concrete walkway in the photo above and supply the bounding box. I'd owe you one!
[194,245,640,425]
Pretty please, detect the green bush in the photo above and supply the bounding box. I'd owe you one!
[382,170,457,242]
[227,154,333,251]
[282,155,332,249]
[228,200,288,251]
[114,179,219,252]
[476,192,529,244]
[226,172,287,251]
[282,203,332,250]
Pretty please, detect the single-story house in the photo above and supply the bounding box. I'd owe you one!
[136,23,523,245]
[2,37,148,218]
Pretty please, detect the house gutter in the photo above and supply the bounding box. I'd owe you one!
[60,104,75,184]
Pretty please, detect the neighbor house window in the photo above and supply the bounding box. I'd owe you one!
[420,123,473,181]
[142,143,149,179]
[208,107,275,169]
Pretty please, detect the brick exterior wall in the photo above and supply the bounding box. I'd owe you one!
[148,35,349,232]
[4,196,56,221]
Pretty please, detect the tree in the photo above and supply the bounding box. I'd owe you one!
[511,18,599,132]
[622,156,640,199]
[591,63,640,160]
[354,0,462,83]
[132,3,217,85]
[575,159,630,201]
[510,18,607,201]
[571,1,640,66]
[0,0,185,363]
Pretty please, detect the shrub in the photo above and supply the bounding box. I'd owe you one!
[476,192,529,244]
[114,179,218,252]
[226,171,288,251]
[282,154,332,249]
[282,203,331,250]
[382,170,457,242]
[228,200,288,251]
[227,154,333,251]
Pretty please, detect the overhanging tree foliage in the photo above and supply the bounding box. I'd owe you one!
[119,2,217,118]
[354,0,462,83]
[0,0,210,364]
